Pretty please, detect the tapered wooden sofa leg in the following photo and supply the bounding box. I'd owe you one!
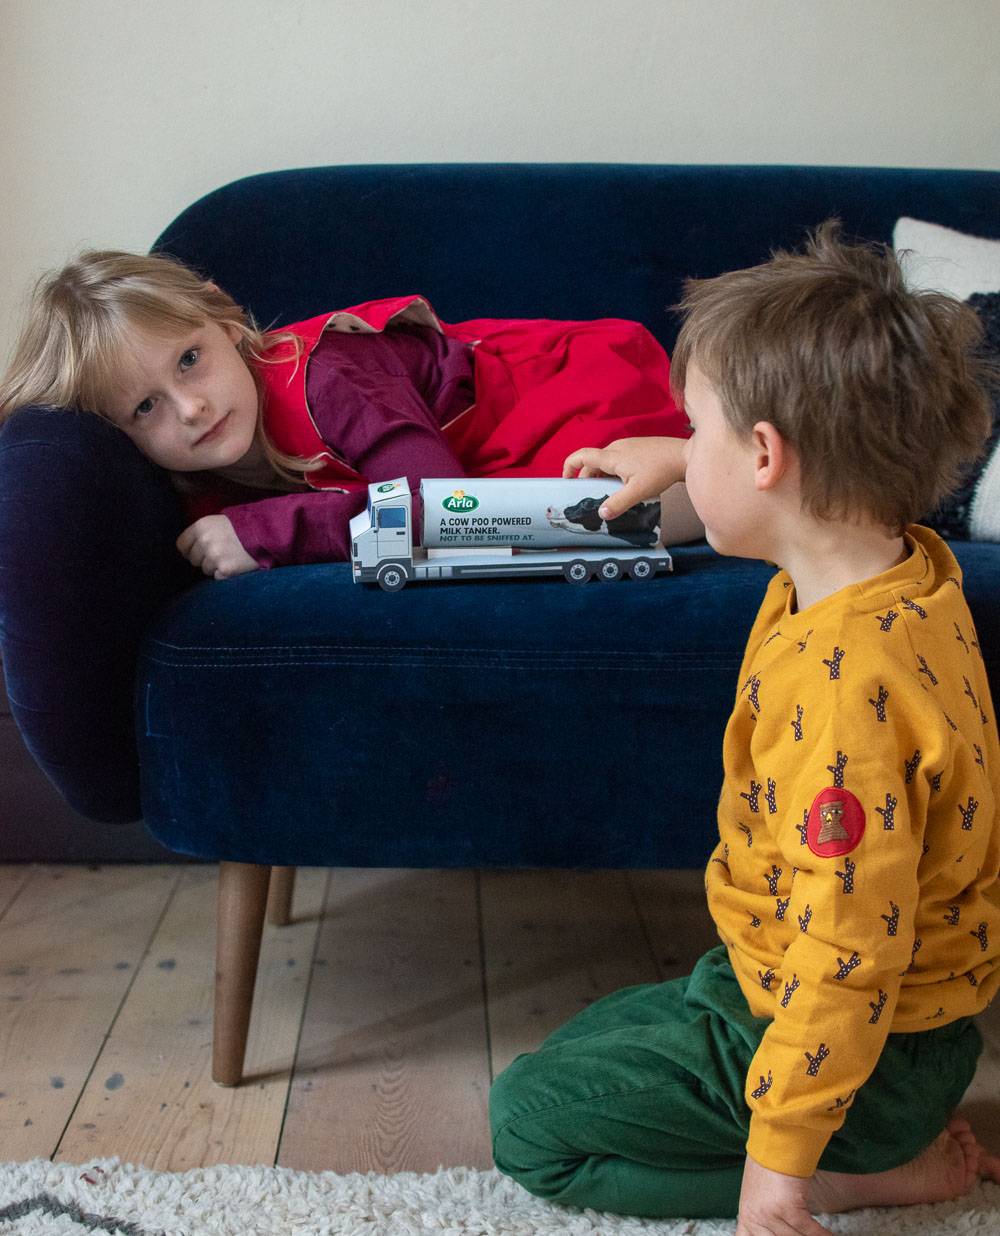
[266,865,297,927]
[213,860,271,1087]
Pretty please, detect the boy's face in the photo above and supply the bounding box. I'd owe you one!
[682,362,765,558]
[107,321,260,473]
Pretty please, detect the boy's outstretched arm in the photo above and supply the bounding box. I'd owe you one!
[563,436,690,522]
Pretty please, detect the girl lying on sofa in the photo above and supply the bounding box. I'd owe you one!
[0,250,702,577]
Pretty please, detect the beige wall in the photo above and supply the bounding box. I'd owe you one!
[1,0,996,361]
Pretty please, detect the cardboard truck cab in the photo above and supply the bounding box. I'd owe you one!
[350,480,414,589]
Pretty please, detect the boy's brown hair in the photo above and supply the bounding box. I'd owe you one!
[670,220,995,533]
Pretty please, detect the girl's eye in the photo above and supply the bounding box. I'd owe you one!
[180,348,199,370]
[134,397,154,418]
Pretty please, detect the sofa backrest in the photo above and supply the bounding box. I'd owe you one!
[155,163,1000,349]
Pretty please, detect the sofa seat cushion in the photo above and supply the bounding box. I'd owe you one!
[136,535,1000,870]
[136,546,773,868]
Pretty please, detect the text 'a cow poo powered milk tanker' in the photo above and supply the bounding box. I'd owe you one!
[420,478,660,548]
[350,477,673,590]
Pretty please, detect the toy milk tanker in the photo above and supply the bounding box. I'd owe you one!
[350,477,673,590]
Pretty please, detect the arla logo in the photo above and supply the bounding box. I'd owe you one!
[442,489,480,513]
[377,482,402,494]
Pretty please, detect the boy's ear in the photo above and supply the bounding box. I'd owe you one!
[751,421,791,492]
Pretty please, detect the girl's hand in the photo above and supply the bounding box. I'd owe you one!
[736,1157,831,1236]
[563,436,689,522]
[177,515,260,579]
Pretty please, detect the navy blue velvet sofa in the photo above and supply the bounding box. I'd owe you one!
[2,164,998,1083]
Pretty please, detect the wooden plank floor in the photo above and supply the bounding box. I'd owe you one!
[1,863,997,1171]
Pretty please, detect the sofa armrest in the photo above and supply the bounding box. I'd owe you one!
[0,406,191,821]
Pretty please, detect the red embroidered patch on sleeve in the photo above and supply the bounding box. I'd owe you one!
[806,787,866,857]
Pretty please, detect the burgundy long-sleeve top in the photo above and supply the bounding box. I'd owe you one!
[211,295,686,567]
[224,325,475,566]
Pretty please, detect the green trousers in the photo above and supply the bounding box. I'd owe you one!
[489,946,983,1219]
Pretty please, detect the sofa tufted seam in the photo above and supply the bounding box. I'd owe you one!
[138,656,735,671]
[141,640,737,659]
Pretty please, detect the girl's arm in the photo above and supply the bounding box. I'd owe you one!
[218,415,470,568]
[217,490,369,568]
[204,326,474,570]
[177,514,261,578]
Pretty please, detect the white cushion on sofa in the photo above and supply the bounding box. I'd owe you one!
[894,217,1000,299]
[971,436,1000,542]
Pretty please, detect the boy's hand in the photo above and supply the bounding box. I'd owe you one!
[563,436,688,522]
[737,1157,831,1236]
[177,515,260,580]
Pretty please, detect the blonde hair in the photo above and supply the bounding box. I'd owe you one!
[670,221,996,533]
[0,249,319,480]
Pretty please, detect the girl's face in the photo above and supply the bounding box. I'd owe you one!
[107,321,260,473]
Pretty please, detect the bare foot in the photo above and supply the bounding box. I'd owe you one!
[806,1119,1000,1215]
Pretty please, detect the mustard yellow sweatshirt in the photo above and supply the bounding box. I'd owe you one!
[706,526,1000,1177]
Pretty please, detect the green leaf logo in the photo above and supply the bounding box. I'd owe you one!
[441,489,480,513]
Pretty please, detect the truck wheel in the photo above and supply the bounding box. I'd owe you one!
[598,558,623,582]
[563,559,592,584]
[377,563,407,591]
[628,557,653,581]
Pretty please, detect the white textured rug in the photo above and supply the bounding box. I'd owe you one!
[1,1159,999,1235]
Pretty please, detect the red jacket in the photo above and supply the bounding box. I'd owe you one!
[253,295,685,488]
[214,296,687,566]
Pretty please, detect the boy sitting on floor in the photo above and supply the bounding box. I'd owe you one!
[489,222,1000,1235]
